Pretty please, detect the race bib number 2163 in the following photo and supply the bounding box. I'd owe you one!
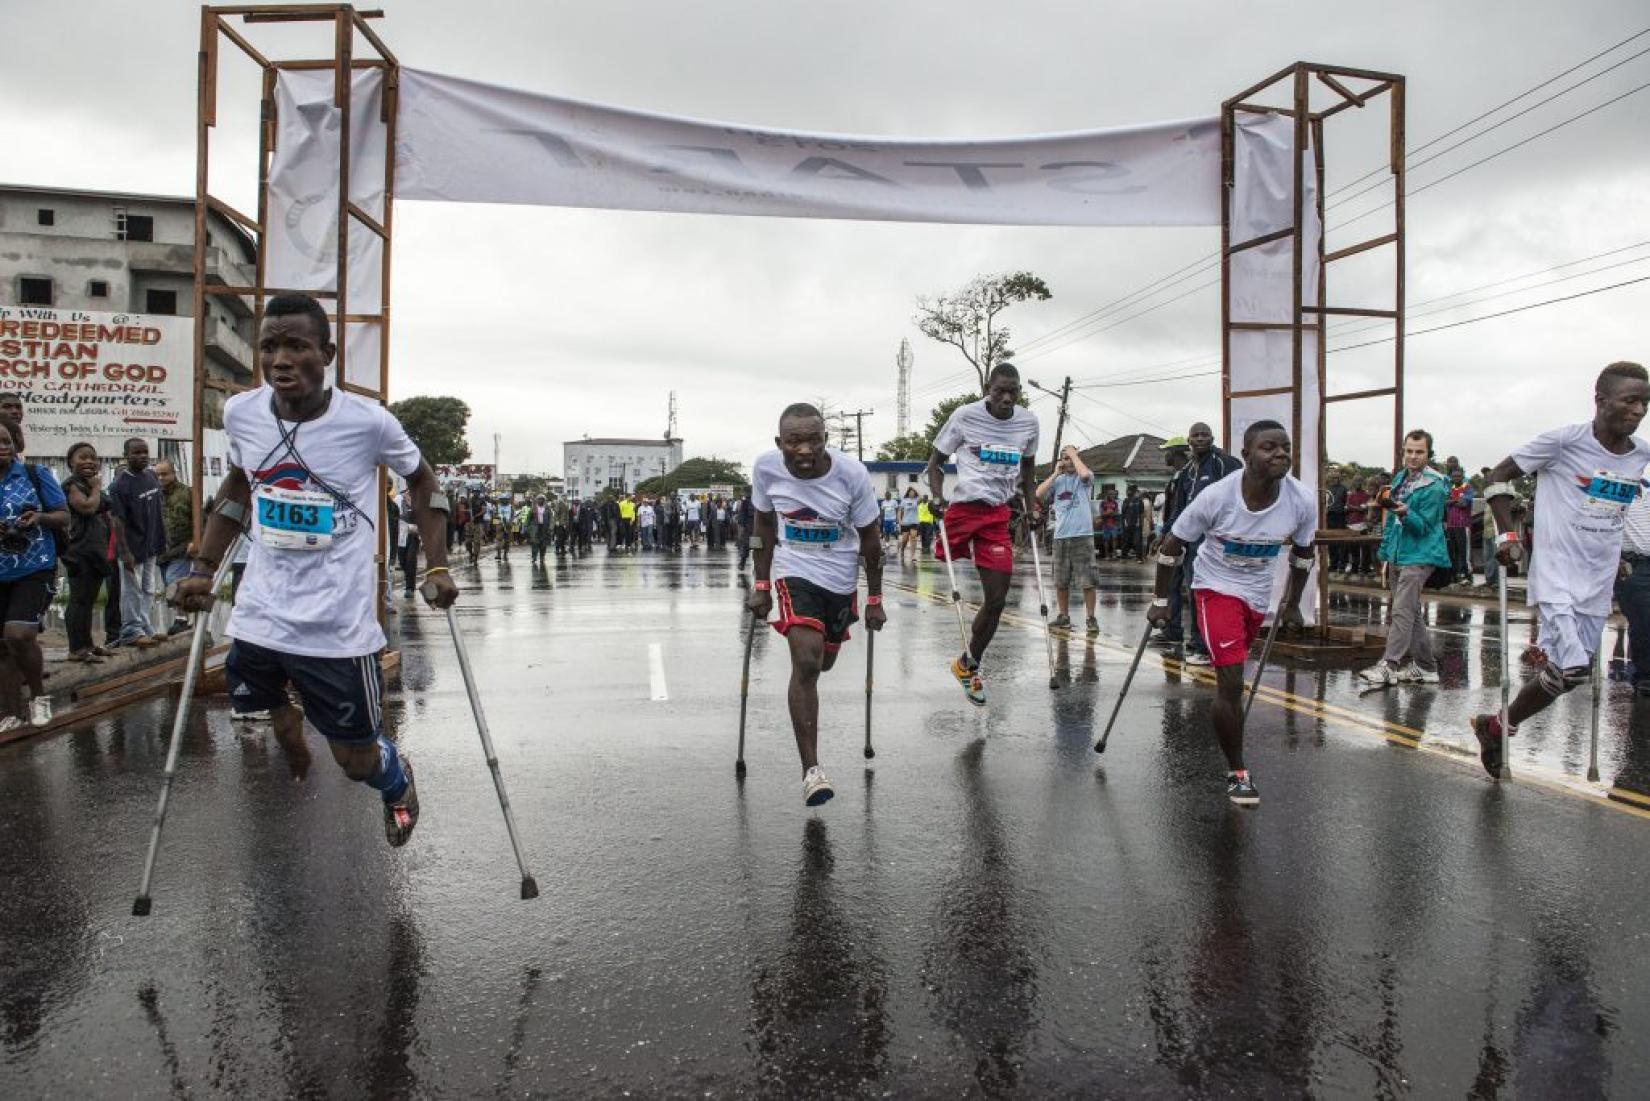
[255,484,335,551]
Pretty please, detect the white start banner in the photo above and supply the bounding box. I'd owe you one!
[269,68,1224,234]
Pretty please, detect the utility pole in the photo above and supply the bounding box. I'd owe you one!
[841,408,875,461]
[493,432,502,490]
[1027,376,1073,460]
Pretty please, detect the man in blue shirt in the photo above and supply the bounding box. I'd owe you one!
[109,437,166,647]
[0,421,69,729]
[1036,444,1100,637]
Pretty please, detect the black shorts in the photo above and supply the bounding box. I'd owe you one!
[773,576,859,654]
[226,639,384,743]
[0,570,56,628]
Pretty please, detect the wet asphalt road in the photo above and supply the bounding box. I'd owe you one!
[3,543,1649,1098]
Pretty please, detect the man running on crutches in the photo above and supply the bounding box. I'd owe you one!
[1470,361,1650,778]
[746,403,886,807]
[1145,420,1315,806]
[171,294,458,846]
[926,362,1040,706]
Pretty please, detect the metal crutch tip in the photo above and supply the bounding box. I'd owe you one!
[520,877,540,901]
[1092,740,1106,754]
[132,896,152,917]
[863,747,875,759]
[1049,677,1059,690]
[735,760,747,780]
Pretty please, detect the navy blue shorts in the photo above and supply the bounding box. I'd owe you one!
[226,639,384,743]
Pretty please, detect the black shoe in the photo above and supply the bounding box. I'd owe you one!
[1226,771,1260,807]
[383,758,420,847]
[1469,715,1505,778]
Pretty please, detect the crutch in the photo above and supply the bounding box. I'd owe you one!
[937,515,972,657]
[133,543,240,916]
[1096,622,1154,754]
[1242,610,1287,725]
[440,602,540,900]
[735,613,757,779]
[1588,644,1603,783]
[1497,566,1513,780]
[863,627,876,760]
[1021,494,1060,690]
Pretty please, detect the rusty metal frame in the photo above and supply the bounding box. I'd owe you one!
[192,3,397,604]
[1220,62,1406,628]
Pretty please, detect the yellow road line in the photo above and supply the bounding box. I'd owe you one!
[886,578,1650,824]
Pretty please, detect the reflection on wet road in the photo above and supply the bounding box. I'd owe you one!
[1,548,1647,1096]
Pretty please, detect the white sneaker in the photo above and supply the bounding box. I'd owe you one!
[0,715,25,735]
[802,765,834,807]
[29,697,51,726]
[1358,661,1399,686]
[1398,662,1440,684]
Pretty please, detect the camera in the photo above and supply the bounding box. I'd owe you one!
[0,519,33,555]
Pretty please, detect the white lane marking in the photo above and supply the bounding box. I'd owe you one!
[649,643,669,701]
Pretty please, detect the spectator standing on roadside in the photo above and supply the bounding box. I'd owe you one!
[153,459,194,635]
[0,421,68,728]
[917,495,935,555]
[1037,444,1100,637]
[1325,468,1348,576]
[1617,461,1650,697]
[109,437,166,648]
[1343,477,1372,580]
[1164,422,1242,664]
[1120,485,1145,561]
[1444,467,1475,586]
[61,442,122,664]
[1360,430,1450,686]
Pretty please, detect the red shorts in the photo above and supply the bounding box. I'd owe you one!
[1194,589,1266,668]
[935,500,1014,574]
[773,576,859,655]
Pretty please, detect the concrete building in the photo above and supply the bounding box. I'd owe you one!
[1068,433,1175,496]
[865,459,957,499]
[0,183,257,422]
[563,436,683,499]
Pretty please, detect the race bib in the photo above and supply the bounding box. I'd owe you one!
[1218,536,1283,569]
[255,483,334,551]
[782,517,842,549]
[1580,470,1640,514]
[978,443,1023,466]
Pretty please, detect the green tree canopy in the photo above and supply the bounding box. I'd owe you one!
[913,271,1051,390]
[634,456,749,496]
[388,396,471,465]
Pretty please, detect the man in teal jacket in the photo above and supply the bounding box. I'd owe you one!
[1359,429,1452,686]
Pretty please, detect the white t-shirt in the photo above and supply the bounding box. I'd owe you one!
[1171,469,1317,613]
[751,447,880,595]
[933,400,1040,507]
[1513,422,1650,616]
[225,386,422,658]
[686,501,701,522]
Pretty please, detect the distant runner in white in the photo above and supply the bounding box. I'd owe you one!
[1472,361,1650,778]
[1146,420,1316,807]
[748,403,886,808]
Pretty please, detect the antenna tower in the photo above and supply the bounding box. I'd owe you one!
[896,339,913,437]
[666,390,678,440]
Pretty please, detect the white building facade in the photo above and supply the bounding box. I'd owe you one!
[563,437,683,499]
[0,183,257,423]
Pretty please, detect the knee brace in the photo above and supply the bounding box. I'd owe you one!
[1535,663,1589,699]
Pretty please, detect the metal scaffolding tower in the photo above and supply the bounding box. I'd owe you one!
[895,338,913,437]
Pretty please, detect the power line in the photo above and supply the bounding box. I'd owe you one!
[1331,76,1650,231]
[1071,387,1175,435]
[1013,27,1650,361]
[1019,277,1221,362]
[1326,26,1650,200]
[1328,274,1650,352]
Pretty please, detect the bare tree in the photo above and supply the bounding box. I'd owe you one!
[913,272,1051,391]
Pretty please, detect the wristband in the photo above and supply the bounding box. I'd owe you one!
[866,595,882,606]
[1495,531,1520,545]
[188,564,216,579]
[1291,554,1314,571]
[755,580,771,591]
[420,566,451,579]
[1149,597,1168,609]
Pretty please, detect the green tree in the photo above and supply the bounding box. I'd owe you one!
[634,456,749,496]
[874,433,930,461]
[914,271,1051,390]
[388,396,471,465]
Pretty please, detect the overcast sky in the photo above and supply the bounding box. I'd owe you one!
[5,0,1647,476]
